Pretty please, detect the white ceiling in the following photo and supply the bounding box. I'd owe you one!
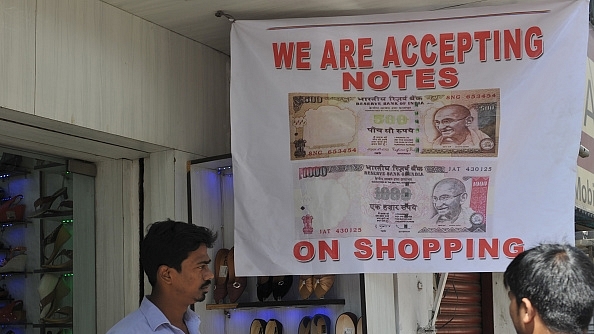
[100,0,554,56]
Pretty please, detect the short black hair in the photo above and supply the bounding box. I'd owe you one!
[504,243,594,334]
[140,219,217,286]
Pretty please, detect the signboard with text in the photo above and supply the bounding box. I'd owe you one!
[231,0,588,274]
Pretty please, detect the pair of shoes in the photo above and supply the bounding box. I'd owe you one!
[0,195,25,223]
[29,187,69,218]
[43,224,72,267]
[38,273,71,320]
[226,247,247,303]
[0,247,27,273]
[257,276,293,301]
[311,314,331,334]
[299,274,335,299]
[0,300,26,324]
[265,319,283,334]
[213,248,229,304]
[336,312,358,334]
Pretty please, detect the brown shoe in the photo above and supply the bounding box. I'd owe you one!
[265,319,283,334]
[298,275,314,300]
[311,314,331,334]
[313,274,335,299]
[251,318,267,334]
[357,316,365,334]
[226,247,247,303]
[298,316,311,334]
[335,312,357,334]
[213,248,229,304]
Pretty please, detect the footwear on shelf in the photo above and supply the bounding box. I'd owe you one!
[299,275,314,300]
[256,276,273,302]
[265,319,283,334]
[226,247,247,303]
[41,249,73,270]
[311,314,331,334]
[28,187,68,218]
[213,248,229,304]
[313,274,336,299]
[298,316,312,334]
[0,195,25,223]
[43,224,72,266]
[0,247,27,273]
[250,318,267,334]
[335,312,358,334]
[356,316,364,334]
[41,305,72,324]
[0,300,26,324]
[272,275,293,301]
[38,273,71,320]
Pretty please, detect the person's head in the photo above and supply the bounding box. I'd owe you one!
[504,243,594,334]
[433,104,473,143]
[141,219,217,302]
[432,178,467,220]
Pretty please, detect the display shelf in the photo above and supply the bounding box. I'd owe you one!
[0,221,32,229]
[206,298,345,310]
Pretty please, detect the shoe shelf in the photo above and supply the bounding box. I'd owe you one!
[206,298,345,311]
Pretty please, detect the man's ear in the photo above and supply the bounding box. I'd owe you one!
[520,297,537,324]
[464,116,474,125]
[157,265,173,285]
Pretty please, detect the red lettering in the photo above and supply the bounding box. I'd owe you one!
[503,29,522,60]
[295,41,311,69]
[343,72,364,91]
[293,241,315,262]
[474,31,491,62]
[272,42,295,68]
[493,30,501,61]
[391,69,413,90]
[479,238,499,259]
[456,32,472,63]
[444,239,463,259]
[438,67,459,89]
[398,239,419,260]
[320,40,338,69]
[420,34,437,65]
[423,239,440,259]
[376,238,396,260]
[466,238,474,259]
[439,32,455,64]
[416,68,435,89]
[525,26,543,59]
[383,36,401,67]
[319,239,339,261]
[368,71,390,91]
[358,38,373,68]
[503,238,524,258]
[340,39,356,69]
[354,238,374,260]
[402,35,418,67]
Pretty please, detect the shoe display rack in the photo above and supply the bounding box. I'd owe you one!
[189,155,365,334]
[0,151,95,334]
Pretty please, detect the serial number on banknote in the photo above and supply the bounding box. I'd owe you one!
[307,148,358,156]
[335,227,362,234]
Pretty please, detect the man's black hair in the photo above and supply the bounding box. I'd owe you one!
[141,219,217,286]
[504,243,594,334]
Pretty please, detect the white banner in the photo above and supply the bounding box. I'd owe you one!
[231,0,588,275]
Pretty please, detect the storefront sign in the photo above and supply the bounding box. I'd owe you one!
[231,0,588,274]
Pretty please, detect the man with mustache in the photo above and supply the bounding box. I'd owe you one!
[108,219,217,334]
[432,104,490,148]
